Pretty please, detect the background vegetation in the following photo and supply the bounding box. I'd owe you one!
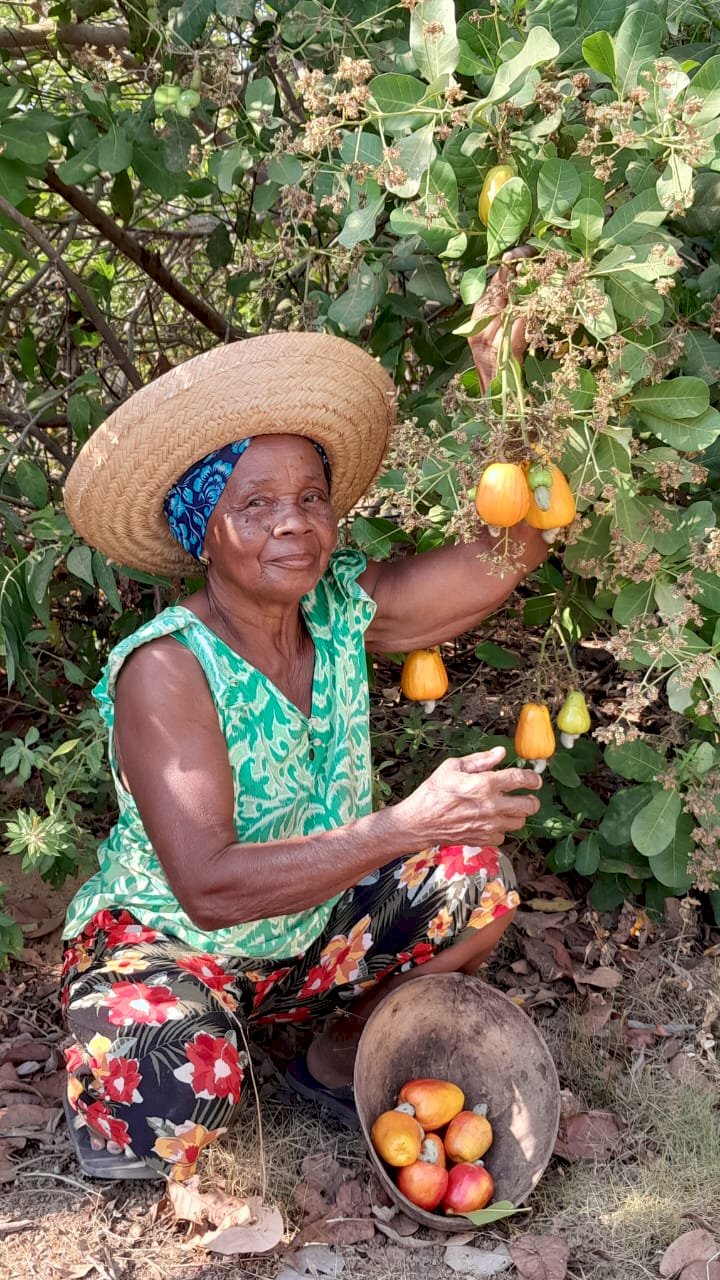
[1,0,719,965]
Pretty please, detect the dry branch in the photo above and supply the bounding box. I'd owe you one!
[0,22,130,51]
[45,170,249,344]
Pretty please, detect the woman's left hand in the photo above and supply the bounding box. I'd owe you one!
[467,246,536,394]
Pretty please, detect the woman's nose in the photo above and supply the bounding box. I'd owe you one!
[272,500,312,535]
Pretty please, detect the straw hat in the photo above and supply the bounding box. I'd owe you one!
[64,332,397,577]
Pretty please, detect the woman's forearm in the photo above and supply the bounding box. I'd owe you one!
[189,802,424,932]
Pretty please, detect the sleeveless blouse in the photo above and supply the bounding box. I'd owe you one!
[62,549,376,959]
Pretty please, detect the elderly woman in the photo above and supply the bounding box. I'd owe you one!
[60,278,548,1184]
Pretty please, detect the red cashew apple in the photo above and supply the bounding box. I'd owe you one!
[442,1162,495,1215]
[398,1078,464,1130]
[444,1105,493,1163]
[397,1159,449,1211]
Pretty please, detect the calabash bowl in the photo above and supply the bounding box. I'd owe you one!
[354,972,560,1231]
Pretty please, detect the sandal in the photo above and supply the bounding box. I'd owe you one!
[63,1093,160,1181]
[285,1054,359,1129]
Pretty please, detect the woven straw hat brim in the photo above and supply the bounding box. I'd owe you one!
[64,332,397,577]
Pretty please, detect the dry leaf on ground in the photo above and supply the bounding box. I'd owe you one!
[678,1263,720,1280]
[572,966,622,990]
[0,1036,52,1066]
[159,1174,253,1229]
[525,898,577,913]
[443,1243,512,1276]
[190,1197,284,1255]
[282,1243,346,1275]
[510,1233,570,1280]
[553,1109,625,1161]
[580,995,613,1034]
[292,1152,375,1247]
[0,1102,58,1132]
[659,1229,720,1276]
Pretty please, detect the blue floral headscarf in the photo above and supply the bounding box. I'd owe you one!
[164,437,332,561]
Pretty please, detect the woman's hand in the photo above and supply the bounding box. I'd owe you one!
[468,246,536,395]
[397,746,542,848]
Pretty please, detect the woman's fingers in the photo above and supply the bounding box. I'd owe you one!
[494,767,543,794]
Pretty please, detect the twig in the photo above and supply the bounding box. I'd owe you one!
[0,22,130,52]
[17,1169,95,1192]
[0,1220,34,1238]
[0,194,142,390]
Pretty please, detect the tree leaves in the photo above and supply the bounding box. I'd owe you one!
[486,176,532,259]
[537,159,581,221]
[631,788,683,856]
[409,0,459,83]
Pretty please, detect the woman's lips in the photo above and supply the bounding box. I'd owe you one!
[269,554,316,568]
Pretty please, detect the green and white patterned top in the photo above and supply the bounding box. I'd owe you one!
[62,548,376,959]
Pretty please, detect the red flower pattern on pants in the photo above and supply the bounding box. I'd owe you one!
[103,1056,143,1104]
[80,1099,132,1149]
[105,980,181,1026]
[174,1032,243,1104]
[61,847,517,1181]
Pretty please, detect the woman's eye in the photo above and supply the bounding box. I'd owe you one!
[246,497,267,509]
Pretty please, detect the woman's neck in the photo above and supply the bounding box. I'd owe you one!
[202,576,306,663]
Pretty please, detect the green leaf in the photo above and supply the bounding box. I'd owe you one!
[266,155,304,186]
[550,835,577,871]
[327,261,386,336]
[578,286,616,341]
[685,54,720,125]
[383,123,436,198]
[1,112,62,165]
[651,500,715,555]
[110,170,134,223]
[575,833,601,876]
[209,142,253,195]
[605,274,664,325]
[556,781,606,821]
[549,753,582,787]
[647,812,694,889]
[599,785,655,848]
[481,26,559,107]
[582,30,616,81]
[462,1200,530,1226]
[605,740,665,782]
[614,2,665,94]
[168,0,214,47]
[132,137,189,199]
[474,641,523,669]
[26,547,57,607]
[612,580,655,625]
[245,76,276,126]
[14,459,49,508]
[537,158,581,221]
[97,123,133,175]
[63,659,86,686]
[368,74,433,135]
[0,157,27,207]
[631,788,683,857]
[656,153,694,212]
[486,176,532,259]
[570,197,605,255]
[599,190,666,248]
[91,551,122,612]
[639,407,720,452]
[590,876,626,911]
[631,377,709,421]
[66,545,94,587]
[407,260,453,305]
[410,0,459,82]
[681,331,720,384]
[551,0,628,69]
[694,569,720,613]
[206,223,233,269]
[55,144,100,186]
[338,194,386,250]
[459,268,487,305]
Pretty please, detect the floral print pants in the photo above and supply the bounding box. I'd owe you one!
[60,844,518,1182]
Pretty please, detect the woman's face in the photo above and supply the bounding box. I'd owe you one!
[202,435,337,603]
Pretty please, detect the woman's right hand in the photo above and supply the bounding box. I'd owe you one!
[398,746,542,848]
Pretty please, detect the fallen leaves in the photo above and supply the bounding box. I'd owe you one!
[510,1234,570,1280]
[443,1242,512,1276]
[293,1153,375,1247]
[660,1229,720,1278]
[553,1094,626,1162]
[154,1175,284,1254]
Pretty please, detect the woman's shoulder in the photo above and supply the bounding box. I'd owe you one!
[94,604,205,714]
